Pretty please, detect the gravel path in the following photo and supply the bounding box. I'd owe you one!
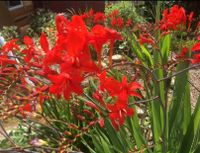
[189,69,200,109]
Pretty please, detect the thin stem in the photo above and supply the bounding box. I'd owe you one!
[188,80,200,93]
[0,121,17,147]
[158,63,200,82]
[15,115,62,138]
[129,96,159,105]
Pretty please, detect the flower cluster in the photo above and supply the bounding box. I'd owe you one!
[160,5,195,32]
[160,5,187,31]
[108,9,132,29]
[0,13,139,129]
[90,71,143,130]
[81,8,133,30]
[2,4,199,132]
[43,14,123,99]
[81,9,106,25]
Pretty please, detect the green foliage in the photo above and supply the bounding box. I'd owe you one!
[27,9,56,36]
[0,123,35,148]
[105,1,145,24]
[0,26,19,41]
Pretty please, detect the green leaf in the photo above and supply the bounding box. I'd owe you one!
[161,34,171,64]
[140,45,154,66]
[92,133,113,153]
[178,94,200,153]
[126,105,151,153]
[168,62,190,151]
[103,119,127,152]
[169,62,189,133]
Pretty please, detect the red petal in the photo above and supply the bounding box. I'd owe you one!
[98,118,104,128]
[24,36,34,47]
[192,42,200,51]
[40,32,49,52]
[127,108,134,116]
[2,39,19,53]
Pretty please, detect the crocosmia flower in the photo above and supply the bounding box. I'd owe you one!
[160,5,186,31]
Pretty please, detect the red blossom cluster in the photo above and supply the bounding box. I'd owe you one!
[108,9,132,29]
[89,71,143,130]
[138,33,155,45]
[160,5,200,64]
[175,37,200,64]
[81,9,105,24]
[0,38,49,117]
[160,5,195,32]
[81,8,132,30]
[0,13,138,129]
[43,14,122,99]
[2,4,199,131]
[191,39,200,64]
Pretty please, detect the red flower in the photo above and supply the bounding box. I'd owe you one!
[109,9,119,18]
[2,39,19,54]
[177,47,189,59]
[98,71,142,99]
[55,14,69,36]
[105,28,122,66]
[188,11,194,31]
[98,118,105,128]
[126,19,132,27]
[91,86,135,130]
[139,34,155,45]
[19,103,35,117]
[48,71,83,99]
[117,17,124,29]
[43,45,65,72]
[191,42,200,64]
[160,5,186,31]
[111,17,124,29]
[90,24,109,67]
[107,91,134,131]
[60,47,99,74]
[40,32,49,53]
[0,55,17,67]
[119,76,143,99]
[192,42,200,51]
[198,36,200,41]
[65,15,89,56]
[21,36,36,63]
[81,8,94,21]
[111,18,117,27]
[94,12,106,24]
[98,70,121,96]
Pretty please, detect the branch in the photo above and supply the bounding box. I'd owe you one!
[158,63,200,82]
[188,80,200,93]
[128,96,159,106]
